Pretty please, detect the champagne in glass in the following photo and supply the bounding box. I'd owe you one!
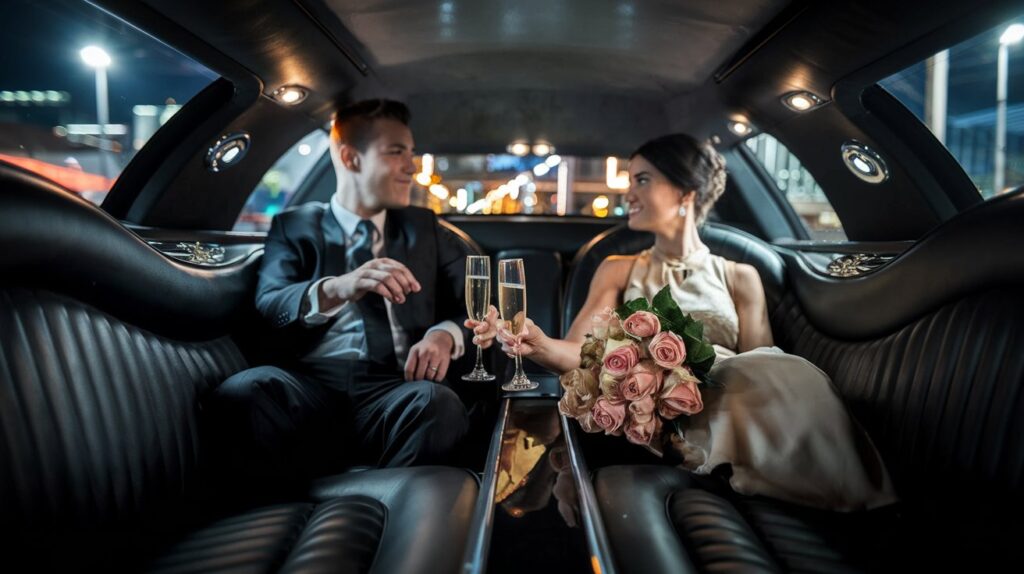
[498,258,538,391]
[462,256,496,382]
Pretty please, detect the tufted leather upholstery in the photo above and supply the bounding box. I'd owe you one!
[562,223,786,336]
[0,288,248,531]
[149,498,386,573]
[0,164,479,573]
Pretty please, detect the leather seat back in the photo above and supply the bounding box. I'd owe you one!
[771,190,1024,508]
[0,165,252,532]
[563,222,786,335]
[493,248,562,374]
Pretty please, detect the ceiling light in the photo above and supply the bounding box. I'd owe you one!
[532,143,553,156]
[297,143,312,156]
[272,85,308,105]
[508,142,530,156]
[782,91,825,112]
[728,121,752,136]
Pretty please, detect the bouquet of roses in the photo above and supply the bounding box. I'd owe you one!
[558,285,717,452]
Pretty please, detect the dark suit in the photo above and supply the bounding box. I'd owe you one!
[214,203,473,480]
[255,202,470,356]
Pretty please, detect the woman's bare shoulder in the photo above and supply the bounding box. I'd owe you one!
[727,261,765,303]
[596,255,638,284]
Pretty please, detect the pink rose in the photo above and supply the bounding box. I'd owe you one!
[623,311,661,339]
[649,330,687,369]
[658,367,704,419]
[602,342,640,378]
[627,395,656,425]
[591,397,627,435]
[624,412,663,446]
[620,360,664,401]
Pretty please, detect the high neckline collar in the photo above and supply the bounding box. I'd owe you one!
[651,244,710,269]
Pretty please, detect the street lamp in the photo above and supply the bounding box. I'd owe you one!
[80,46,112,176]
[995,24,1023,195]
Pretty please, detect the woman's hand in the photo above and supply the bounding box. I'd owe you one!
[497,316,548,358]
[464,305,499,349]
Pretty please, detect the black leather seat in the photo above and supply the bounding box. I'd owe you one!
[567,196,1024,571]
[0,164,477,573]
[493,248,563,374]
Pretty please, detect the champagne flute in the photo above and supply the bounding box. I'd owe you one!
[463,256,497,382]
[498,258,538,391]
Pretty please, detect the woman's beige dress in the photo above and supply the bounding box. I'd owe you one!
[625,246,897,511]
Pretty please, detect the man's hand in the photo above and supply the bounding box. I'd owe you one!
[320,258,421,308]
[464,305,499,349]
[405,329,455,382]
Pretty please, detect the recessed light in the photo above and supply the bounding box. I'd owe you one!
[782,91,825,112]
[728,121,752,136]
[532,143,553,156]
[272,85,308,106]
[508,142,530,156]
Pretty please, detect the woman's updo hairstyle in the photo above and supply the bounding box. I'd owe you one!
[630,133,727,225]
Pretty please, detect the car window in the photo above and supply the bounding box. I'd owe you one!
[236,144,633,231]
[234,129,331,232]
[880,16,1024,198]
[0,0,218,206]
[409,153,628,218]
[744,133,847,241]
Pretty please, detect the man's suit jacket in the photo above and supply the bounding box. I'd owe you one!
[255,202,473,360]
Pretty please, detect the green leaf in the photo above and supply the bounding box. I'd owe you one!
[652,286,686,327]
[682,315,704,341]
[615,296,650,320]
[689,343,716,365]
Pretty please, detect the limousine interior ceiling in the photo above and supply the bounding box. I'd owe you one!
[120,0,1020,154]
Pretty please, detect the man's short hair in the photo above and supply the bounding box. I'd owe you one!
[330,99,411,151]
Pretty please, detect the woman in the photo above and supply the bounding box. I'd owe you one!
[468,134,896,511]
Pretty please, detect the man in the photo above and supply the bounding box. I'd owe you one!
[218,99,471,474]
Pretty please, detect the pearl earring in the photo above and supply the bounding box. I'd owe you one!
[678,205,687,217]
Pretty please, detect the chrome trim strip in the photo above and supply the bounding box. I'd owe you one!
[561,414,618,574]
[462,399,511,574]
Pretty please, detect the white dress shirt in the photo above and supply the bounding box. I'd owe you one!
[301,195,465,365]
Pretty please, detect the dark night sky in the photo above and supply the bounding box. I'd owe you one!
[1,0,216,128]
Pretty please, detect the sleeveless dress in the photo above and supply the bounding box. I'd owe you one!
[624,247,898,511]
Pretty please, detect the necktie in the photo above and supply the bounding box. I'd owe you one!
[348,219,397,367]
